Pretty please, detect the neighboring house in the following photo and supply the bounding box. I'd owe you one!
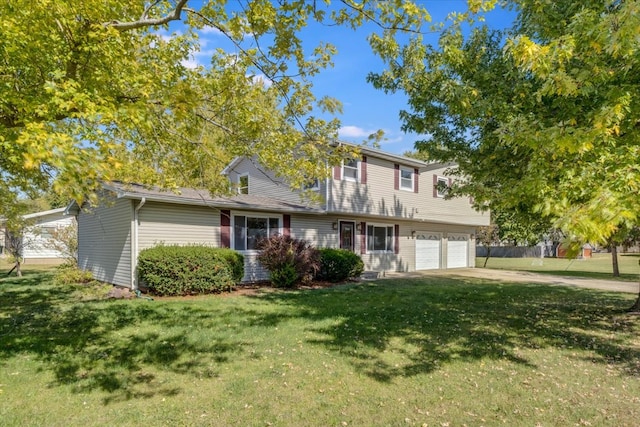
[556,243,593,259]
[1,208,74,264]
[67,144,489,288]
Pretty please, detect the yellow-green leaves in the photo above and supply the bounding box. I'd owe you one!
[1,0,433,215]
[369,0,640,245]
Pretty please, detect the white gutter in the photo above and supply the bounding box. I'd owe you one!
[131,197,146,290]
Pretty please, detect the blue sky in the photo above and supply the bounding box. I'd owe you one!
[169,1,516,156]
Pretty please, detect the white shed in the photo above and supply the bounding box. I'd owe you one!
[21,208,75,264]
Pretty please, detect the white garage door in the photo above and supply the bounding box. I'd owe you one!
[416,232,441,270]
[447,234,469,268]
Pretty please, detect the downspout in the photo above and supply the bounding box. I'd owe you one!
[131,197,146,290]
[325,161,329,212]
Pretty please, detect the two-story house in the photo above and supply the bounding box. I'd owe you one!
[67,144,489,288]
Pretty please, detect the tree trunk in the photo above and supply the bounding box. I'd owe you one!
[629,260,640,313]
[629,290,640,313]
[483,246,491,268]
[15,261,22,277]
[611,245,620,277]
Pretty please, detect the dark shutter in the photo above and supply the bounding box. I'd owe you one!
[220,210,231,248]
[283,214,291,237]
[394,224,400,254]
[414,168,419,193]
[394,164,400,190]
[334,165,341,180]
[433,174,438,197]
[360,221,367,254]
[361,156,367,184]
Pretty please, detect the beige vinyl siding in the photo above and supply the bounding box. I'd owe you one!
[227,158,325,206]
[329,156,488,227]
[417,164,487,227]
[290,214,338,248]
[77,198,133,287]
[242,252,269,282]
[138,202,219,249]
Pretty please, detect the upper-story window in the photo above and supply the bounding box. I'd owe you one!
[400,167,414,191]
[436,176,449,197]
[237,174,249,194]
[343,159,358,181]
[395,164,417,192]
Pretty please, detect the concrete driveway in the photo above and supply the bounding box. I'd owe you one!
[385,268,639,294]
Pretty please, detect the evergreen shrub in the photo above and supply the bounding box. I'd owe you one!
[316,248,364,283]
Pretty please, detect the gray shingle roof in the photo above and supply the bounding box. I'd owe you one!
[104,181,325,214]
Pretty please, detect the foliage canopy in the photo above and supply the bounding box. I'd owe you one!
[369,0,640,246]
[1,0,430,214]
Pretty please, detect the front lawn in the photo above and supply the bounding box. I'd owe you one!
[1,270,639,426]
[477,252,640,282]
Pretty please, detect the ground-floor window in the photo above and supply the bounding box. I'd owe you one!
[367,224,394,252]
[233,215,280,250]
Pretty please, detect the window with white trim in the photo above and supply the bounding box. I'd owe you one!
[342,159,358,181]
[237,174,249,194]
[233,215,280,250]
[400,167,414,191]
[436,176,449,197]
[367,224,394,252]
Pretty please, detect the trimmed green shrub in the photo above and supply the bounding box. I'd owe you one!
[211,248,244,283]
[316,248,364,283]
[138,245,244,296]
[256,235,320,288]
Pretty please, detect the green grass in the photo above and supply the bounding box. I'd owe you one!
[1,256,58,276]
[477,252,640,282]
[1,269,639,426]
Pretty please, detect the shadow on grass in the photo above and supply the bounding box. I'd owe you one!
[1,273,638,403]
[246,277,640,382]
[0,275,247,404]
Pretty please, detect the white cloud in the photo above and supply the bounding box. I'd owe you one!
[181,58,201,69]
[155,29,183,42]
[199,26,223,36]
[338,125,375,138]
[338,126,414,150]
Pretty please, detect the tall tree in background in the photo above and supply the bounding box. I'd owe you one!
[370,0,639,249]
[0,0,430,215]
[369,0,640,309]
